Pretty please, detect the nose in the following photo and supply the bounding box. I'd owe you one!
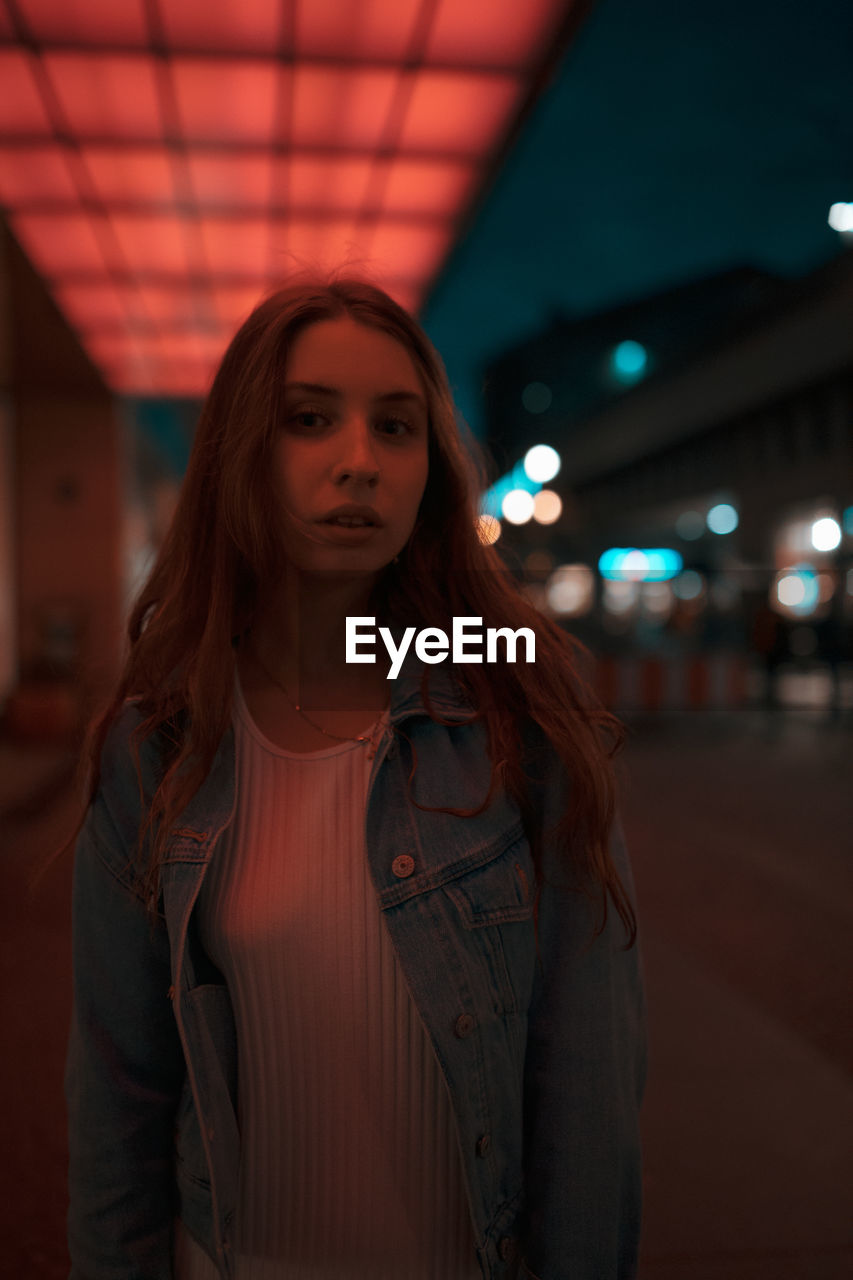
[332,414,381,485]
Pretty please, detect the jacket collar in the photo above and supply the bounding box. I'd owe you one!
[388,645,478,725]
[170,651,477,842]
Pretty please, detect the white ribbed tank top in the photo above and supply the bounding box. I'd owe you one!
[172,673,481,1280]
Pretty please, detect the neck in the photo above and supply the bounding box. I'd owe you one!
[248,565,392,693]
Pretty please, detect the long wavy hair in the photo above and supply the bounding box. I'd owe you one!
[59,273,635,951]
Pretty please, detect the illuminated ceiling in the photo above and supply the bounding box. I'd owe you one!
[0,0,586,396]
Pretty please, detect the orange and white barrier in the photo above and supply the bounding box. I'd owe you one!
[595,653,748,715]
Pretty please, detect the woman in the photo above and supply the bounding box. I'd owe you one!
[64,276,646,1280]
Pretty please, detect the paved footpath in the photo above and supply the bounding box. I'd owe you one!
[1,708,851,1278]
[619,709,853,1279]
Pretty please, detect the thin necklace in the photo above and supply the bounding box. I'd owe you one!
[249,640,388,757]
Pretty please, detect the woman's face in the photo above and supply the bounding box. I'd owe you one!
[272,315,430,582]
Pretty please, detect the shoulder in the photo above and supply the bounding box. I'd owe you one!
[81,699,178,885]
[99,699,172,798]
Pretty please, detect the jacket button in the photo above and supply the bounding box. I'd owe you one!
[454,1013,475,1038]
[476,1133,490,1157]
[391,854,415,878]
[498,1235,516,1260]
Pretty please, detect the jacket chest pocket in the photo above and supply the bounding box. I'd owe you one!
[440,832,537,1017]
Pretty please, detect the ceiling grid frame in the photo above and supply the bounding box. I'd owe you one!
[0,0,590,395]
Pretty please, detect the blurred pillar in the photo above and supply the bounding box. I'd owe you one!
[0,218,123,732]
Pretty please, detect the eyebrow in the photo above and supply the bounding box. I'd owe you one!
[284,381,426,408]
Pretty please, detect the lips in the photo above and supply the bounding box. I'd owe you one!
[319,504,383,527]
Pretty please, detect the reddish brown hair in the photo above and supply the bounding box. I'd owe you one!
[59,274,635,949]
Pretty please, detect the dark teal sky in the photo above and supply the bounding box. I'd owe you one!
[422,0,853,439]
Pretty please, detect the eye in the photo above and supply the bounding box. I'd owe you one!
[288,407,327,430]
[377,416,415,437]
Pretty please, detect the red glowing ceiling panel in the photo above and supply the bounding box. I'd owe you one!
[0,51,53,134]
[287,155,374,212]
[187,152,273,211]
[366,222,453,283]
[132,282,218,331]
[0,0,580,394]
[426,0,561,64]
[290,66,400,149]
[0,143,76,203]
[199,216,271,276]
[52,279,127,329]
[110,213,191,274]
[271,217,365,272]
[159,0,283,54]
[171,59,279,145]
[17,0,148,46]
[381,157,477,215]
[400,71,520,153]
[212,282,270,330]
[295,0,423,61]
[81,145,175,206]
[43,54,162,141]
[83,331,151,388]
[10,209,106,274]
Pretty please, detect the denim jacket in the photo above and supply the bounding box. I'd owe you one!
[65,653,646,1280]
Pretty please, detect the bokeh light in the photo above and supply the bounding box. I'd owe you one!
[546,564,594,617]
[828,202,853,232]
[532,489,562,524]
[676,510,705,540]
[707,503,739,535]
[641,581,674,617]
[599,547,682,580]
[524,444,561,483]
[810,516,841,552]
[501,489,535,524]
[603,578,640,614]
[609,340,648,385]
[476,513,501,545]
[673,570,705,601]
[774,566,820,615]
[521,382,553,413]
[523,549,555,578]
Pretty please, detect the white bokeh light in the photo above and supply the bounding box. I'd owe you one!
[546,565,594,617]
[776,574,806,607]
[620,549,650,580]
[811,516,841,552]
[501,489,536,524]
[524,444,561,483]
[828,202,853,231]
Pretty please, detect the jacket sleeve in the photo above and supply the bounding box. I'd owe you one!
[520,736,647,1279]
[65,722,186,1279]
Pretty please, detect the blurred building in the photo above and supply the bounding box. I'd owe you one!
[481,250,853,709]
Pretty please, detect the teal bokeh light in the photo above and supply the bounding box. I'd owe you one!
[598,547,682,581]
[609,340,648,385]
